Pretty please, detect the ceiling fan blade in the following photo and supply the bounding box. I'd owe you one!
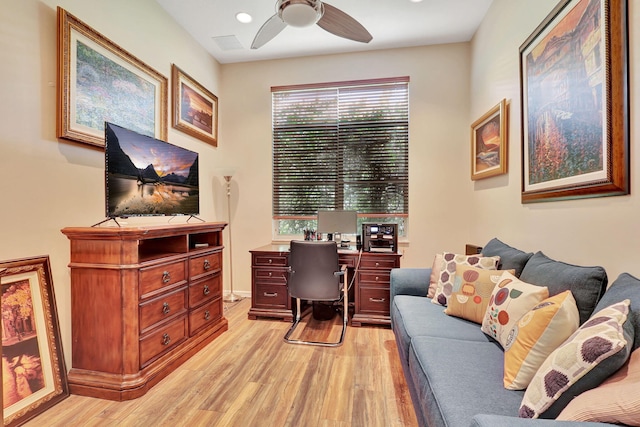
[317,2,372,43]
[251,14,288,49]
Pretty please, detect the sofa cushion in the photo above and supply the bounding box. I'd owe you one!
[445,265,514,324]
[471,414,616,426]
[519,251,607,325]
[592,272,640,351]
[481,271,549,348]
[432,252,500,306]
[481,238,534,277]
[409,336,525,427]
[391,295,491,365]
[503,291,580,390]
[519,300,633,419]
[557,347,640,425]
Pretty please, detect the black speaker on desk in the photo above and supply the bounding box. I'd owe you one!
[356,235,362,250]
[362,223,397,253]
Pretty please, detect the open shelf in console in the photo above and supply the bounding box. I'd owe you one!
[188,231,222,251]
[138,235,187,262]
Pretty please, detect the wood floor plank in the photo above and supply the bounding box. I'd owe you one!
[22,299,418,427]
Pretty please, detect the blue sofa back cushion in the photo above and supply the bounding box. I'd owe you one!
[519,251,607,325]
[593,272,640,351]
[481,238,534,277]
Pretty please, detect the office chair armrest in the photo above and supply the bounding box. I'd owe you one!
[334,265,347,277]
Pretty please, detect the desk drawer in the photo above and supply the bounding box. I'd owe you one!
[139,316,187,368]
[358,271,391,287]
[139,261,187,298]
[360,257,398,270]
[254,283,288,309]
[253,254,287,267]
[358,287,390,315]
[190,252,221,280]
[253,268,287,284]
[189,274,221,308]
[139,288,187,333]
[189,298,222,336]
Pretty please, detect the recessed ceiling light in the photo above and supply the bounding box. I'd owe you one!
[409,0,424,3]
[236,12,252,24]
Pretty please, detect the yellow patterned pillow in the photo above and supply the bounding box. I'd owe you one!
[445,265,514,324]
[431,252,500,306]
[503,291,580,390]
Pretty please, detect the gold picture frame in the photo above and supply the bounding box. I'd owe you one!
[172,64,218,147]
[57,7,168,148]
[1,256,68,427]
[471,99,508,180]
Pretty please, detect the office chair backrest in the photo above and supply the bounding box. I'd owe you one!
[288,240,341,301]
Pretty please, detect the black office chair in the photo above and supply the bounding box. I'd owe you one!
[284,240,348,347]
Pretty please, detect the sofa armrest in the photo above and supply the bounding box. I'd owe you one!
[470,415,616,427]
[390,268,431,301]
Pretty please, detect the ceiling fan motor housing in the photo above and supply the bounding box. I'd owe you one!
[277,0,323,27]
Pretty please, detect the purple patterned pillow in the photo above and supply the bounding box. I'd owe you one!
[519,300,632,419]
[431,252,500,306]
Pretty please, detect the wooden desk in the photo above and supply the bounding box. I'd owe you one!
[248,244,401,327]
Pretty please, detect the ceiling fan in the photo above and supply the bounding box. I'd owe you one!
[251,0,373,49]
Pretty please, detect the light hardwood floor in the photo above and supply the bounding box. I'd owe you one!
[25,299,418,427]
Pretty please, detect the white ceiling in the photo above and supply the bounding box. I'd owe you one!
[156,0,494,64]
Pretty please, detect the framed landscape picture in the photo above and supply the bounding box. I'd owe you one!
[171,64,218,147]
[471,99,507,180]
[57,7,167,148]
[519,0,629,203]
[1,256,68,427]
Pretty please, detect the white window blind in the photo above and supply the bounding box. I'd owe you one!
[272,77,409,219]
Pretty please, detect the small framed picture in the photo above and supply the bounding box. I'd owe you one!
[1,256,69,427]
[470,99,507,180]
[172,64,218,147]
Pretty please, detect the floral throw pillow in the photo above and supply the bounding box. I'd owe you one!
[480,271,549,348]
[431,252,500,306]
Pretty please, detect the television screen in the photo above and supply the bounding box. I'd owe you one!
[105,122,199,218]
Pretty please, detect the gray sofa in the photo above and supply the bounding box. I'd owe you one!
[390,238,639,427]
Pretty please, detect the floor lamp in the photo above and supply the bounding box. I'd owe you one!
[223,172,241,302]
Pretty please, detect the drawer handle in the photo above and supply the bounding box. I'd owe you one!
[162,333,171,346]
[375,262,380,267]
[376,276,380,281]
[162,271,171,283]
[369,297,386,303]
[162,302,170,315]
[203,259,211,270]
[204,310,211,320]
[264,292,278,298]
[268,272,272,277]
[203,284,210,295]
[268,259,273,264]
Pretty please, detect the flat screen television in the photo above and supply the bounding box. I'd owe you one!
[105,122,199,218]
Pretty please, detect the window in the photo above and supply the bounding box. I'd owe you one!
[272,77,409,238]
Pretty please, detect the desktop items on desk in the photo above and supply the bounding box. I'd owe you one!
[362,223,397,253]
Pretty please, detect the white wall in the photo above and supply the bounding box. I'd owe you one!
[0,0,224,366]
[220,44,475,295]
[469,0,640,282]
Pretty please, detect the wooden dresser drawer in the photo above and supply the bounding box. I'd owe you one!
[360,257,398,270]
[254,283,289,309]
[358,287,390,315]
[253,268,287,283]
[189,298,222,336]
[139,261,187,298]
[253,254,288,267]
[139,288,187,333]
[190,252,221,280]
[139,316,187,368]
[189,274,221,308]
[358,271,391,287]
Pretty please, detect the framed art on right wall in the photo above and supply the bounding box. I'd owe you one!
[519,0,629,203]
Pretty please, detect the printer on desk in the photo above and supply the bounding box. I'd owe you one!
[362,223,397,253]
